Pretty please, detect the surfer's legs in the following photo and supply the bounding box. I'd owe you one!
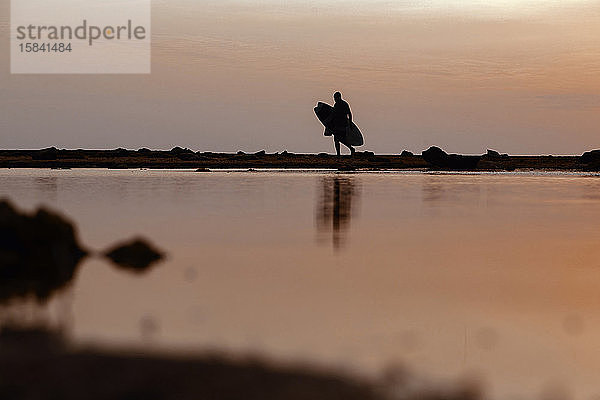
[334,138,355,156]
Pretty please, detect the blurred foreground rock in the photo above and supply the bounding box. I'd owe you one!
[0,200,86,302]
[104,238,164,272]
[0,200,165,304]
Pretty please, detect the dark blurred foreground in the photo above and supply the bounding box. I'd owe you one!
[0,327,377,400]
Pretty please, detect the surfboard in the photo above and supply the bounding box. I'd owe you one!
[314,102,364,146]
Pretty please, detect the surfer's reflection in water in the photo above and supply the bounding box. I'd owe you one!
[316,176,359,250]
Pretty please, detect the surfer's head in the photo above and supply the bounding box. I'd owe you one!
[333,92,342,102]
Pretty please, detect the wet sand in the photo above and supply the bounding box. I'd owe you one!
[0,147,596,171]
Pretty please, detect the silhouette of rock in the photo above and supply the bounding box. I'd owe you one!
[401,150,414,156]
[170,147,197,160]
[254,150,266,156]
[195,168,211,172]
[578,150,600,170]
[483,149,510,160]
[104,238,164,272]
[32,147,59,161]
[0,200,87,303]
[422,146,480,170]
[170,147,194,155]
[581,149,600,164]
[237,151,246,156]
[0,199,166,305]
[478,149,513,170]
[421,146,447,165]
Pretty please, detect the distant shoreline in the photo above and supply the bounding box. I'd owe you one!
[1,147,599,171]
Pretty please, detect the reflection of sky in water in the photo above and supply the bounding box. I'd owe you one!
[2,169,600,399]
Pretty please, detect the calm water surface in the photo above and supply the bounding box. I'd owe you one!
[3,169,600,399]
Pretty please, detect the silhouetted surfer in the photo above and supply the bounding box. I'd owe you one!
[330,92,355,156]
[314,92,364,155]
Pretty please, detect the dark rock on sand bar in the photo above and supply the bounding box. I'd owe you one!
[486,149,501,158]
[31,147,59,161]
[580,149,600,170]
[422,146,481,170]
[110,148,131,157]
[0,148,587,170]
[581,149,600,164]
[478,149,513,170]
[401,150,414,156]
[170,146,194,155]
[170,147,197,160]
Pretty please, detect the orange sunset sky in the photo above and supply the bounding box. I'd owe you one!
[1,0,600,154]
